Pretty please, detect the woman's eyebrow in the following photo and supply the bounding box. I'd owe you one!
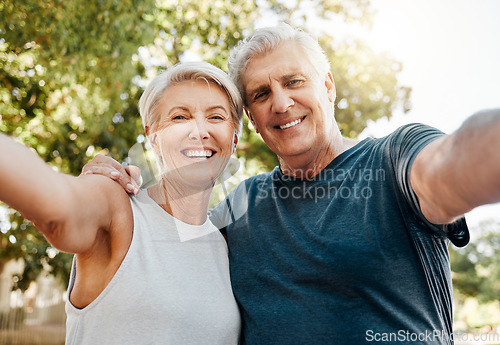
[206,105,229,113]
[167,106,190,115]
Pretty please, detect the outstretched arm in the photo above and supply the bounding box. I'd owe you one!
[411,109,500,224]
[0,133,131,254]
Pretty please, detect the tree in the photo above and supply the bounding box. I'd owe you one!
[0,0,158,289]
[0,0,410,289]
[450,220,500,304]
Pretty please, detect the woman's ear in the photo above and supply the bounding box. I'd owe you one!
[232,131,239,153]
[145,125,158,147]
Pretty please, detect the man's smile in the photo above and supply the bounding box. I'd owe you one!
[275,116,306,130]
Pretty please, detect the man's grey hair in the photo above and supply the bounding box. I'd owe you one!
[228,23,331,106]
[139,61,243,136]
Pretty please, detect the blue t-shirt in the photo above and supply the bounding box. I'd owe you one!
[210,124,469,345]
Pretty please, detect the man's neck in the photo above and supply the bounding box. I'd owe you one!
[279,137,360,180]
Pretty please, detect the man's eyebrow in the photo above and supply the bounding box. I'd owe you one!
[247,86,269,100]
[247,73,307,96]
[281,73,304,80]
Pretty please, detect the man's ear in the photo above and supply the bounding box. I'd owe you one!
[244,108,259,134]
[325,72,336,103]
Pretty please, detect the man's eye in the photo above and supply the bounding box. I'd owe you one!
[173,115,186,120]
[254,91,268,100]
[210,115,224,120]
[287,79,301,86]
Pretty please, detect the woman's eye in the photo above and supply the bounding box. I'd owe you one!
[173,115,186,120]
[210,113,230,121]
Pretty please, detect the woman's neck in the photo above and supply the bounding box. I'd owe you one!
[147,179,213,225]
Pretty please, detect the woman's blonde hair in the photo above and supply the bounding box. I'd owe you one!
[139,61,243,135]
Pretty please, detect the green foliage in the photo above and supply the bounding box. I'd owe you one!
[266,0,375,25]
[0,0,412,292]
[148,0,258,67]
[450,220,500,303]
[1,0,155,93]
[327,38,412,138]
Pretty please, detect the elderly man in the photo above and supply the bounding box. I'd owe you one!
[87,24,500,345]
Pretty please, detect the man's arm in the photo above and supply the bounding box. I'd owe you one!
[0,133,131,254]
[411,109,500,224]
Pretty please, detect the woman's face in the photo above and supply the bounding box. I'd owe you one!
[148,80,237,188]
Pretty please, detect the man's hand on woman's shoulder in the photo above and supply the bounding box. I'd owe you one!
[81,154,142,195]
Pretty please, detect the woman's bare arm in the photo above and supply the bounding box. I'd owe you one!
[0,133,132,254]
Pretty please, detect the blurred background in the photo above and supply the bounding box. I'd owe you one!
[0,0,499,344]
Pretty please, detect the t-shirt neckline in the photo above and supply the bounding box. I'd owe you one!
[274,137,372,183]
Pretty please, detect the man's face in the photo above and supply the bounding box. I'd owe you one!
[241,41,336,167]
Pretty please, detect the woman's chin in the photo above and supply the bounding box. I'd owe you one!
[163,168,220,190]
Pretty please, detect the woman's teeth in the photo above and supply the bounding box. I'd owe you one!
[183,150,214,158]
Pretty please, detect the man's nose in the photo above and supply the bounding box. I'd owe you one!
[271,89,294,113]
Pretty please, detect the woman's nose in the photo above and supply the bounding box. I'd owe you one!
[189,121,210,141]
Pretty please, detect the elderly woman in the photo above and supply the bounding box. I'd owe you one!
[0,61,242,345]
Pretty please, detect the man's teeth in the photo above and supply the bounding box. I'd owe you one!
[184,150,213,158]
[279,118,302,129]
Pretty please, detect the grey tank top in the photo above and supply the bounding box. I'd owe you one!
[65,190,241,345]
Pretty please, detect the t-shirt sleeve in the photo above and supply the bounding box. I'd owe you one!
[208,198,231,233]
[388,123,469,247]
[209,179,251,231]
